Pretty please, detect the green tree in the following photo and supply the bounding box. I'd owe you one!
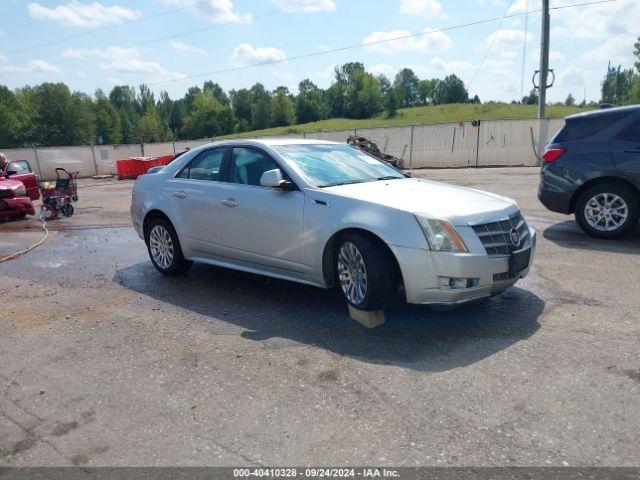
[332,62,382,119]
[295,79,323,124]
[565,93,576,106]
[417,79,439,105]
[136,84,155,116]
[271,87,295,127]
[0,86,22,147]
[109,85,139,143]
[394,68,420,107]
[138,106,170,143]
[95,96,122,144]
[230,88,252,129]
[249,83,271,130]
[181,91,222,139]
[601,62,638,104]
[203,81,230,106]
[522,88,538,105]
[384,87,401,118]
[433,75,469,104]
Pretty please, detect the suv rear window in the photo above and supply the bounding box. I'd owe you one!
[555,111,633,142]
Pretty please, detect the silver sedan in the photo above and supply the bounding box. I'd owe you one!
[131,139,535,311]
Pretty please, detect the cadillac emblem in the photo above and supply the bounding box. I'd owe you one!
[510,228,521,248]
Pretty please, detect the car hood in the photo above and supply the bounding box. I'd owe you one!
[0,178,25,191]
[323,177,519,226]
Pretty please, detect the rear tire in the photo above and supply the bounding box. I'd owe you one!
[335,233,395,311]
[60,204,74,217]
[145,217,192,275]
[575,183,639,239]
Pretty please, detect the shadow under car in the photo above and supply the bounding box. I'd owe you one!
[115,262,544,373]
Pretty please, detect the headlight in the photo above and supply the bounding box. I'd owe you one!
[415,216,468,252]
[15,186,27,197]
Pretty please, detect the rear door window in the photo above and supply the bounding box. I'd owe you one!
[614,119,640,142]
[176,148,224,181]
[555,111,633,142]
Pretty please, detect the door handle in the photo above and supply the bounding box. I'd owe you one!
[624,148,640,153]
[221,198,239,207]
[173,190,187,199]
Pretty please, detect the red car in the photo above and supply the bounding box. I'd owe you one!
[1,159,40,201]
[0,178,36,220]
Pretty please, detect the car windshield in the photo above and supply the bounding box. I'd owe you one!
[273,143,405,188]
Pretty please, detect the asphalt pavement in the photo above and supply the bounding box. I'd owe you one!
[0,168,638,466]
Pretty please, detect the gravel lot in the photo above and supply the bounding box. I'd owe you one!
[1,167,639,466]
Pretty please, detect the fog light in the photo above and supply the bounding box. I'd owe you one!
[438,277,479,290]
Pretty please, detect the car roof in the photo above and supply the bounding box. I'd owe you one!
[566,104,640,120]
[203,138,342,148]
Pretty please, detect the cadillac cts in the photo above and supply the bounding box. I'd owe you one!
[131,139,536,311]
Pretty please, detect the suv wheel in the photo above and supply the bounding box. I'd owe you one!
[146,218,192,275]
[575,184,639,239]
[335,233,395,311]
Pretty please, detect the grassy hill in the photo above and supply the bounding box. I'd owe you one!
[223,103,587,139]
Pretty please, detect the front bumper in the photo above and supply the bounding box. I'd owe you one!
[391,227,536,306]
[0,197,36,218]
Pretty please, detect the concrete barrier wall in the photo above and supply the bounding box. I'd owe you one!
[1,118,565,177]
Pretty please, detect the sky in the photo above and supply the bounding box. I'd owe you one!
[0,0,638,103]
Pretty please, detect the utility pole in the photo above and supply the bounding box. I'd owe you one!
[538,0,550,119]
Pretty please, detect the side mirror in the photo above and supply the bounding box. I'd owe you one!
[5,170,18,176]
[259,168,294,189]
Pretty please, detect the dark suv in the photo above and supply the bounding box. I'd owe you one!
[538,105,640,238]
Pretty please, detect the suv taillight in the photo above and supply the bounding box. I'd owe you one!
[542,147,567,163]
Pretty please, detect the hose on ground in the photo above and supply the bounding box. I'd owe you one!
[0,216,49,263]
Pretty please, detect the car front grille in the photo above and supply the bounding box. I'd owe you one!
[472,212,530,256]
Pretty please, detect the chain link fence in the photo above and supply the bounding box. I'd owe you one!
[1,118,564,178]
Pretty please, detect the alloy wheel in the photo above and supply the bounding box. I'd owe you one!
[337,242,368,305]
[584,193,628,232]
[149,225,174,270]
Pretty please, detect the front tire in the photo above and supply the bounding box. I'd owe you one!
[146,218,192,275]
[335,233,395,311]
[575,184,639,239]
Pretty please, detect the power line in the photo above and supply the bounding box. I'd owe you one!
[520,0,530,99]
[146,0,619,87]
[468,0,517,90]
[7,0,214,56]
[7,0,329,57]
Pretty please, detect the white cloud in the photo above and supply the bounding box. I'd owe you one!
[530,48,566,63]
[430,57,475,74]
[62,46,185,80]
[28,1,140,28]
[0,52,8,62]
[552,0,639,40]
[363,28,453,54]
[369,64,398,77]
[557,66,597,89]
[170,41,207,55]
[581,36,634,64]
[30,60,61,73]
[0,59,60,74]
[485,29,532,51]
[400,0,445,19]
[267,0,335,13]
[165,0,250,23]
[232,43,287,66]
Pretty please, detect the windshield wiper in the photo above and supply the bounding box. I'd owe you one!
[375,175,404,181]
[318,179,368,188]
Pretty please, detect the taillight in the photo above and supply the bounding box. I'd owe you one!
[542,147,567,163]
